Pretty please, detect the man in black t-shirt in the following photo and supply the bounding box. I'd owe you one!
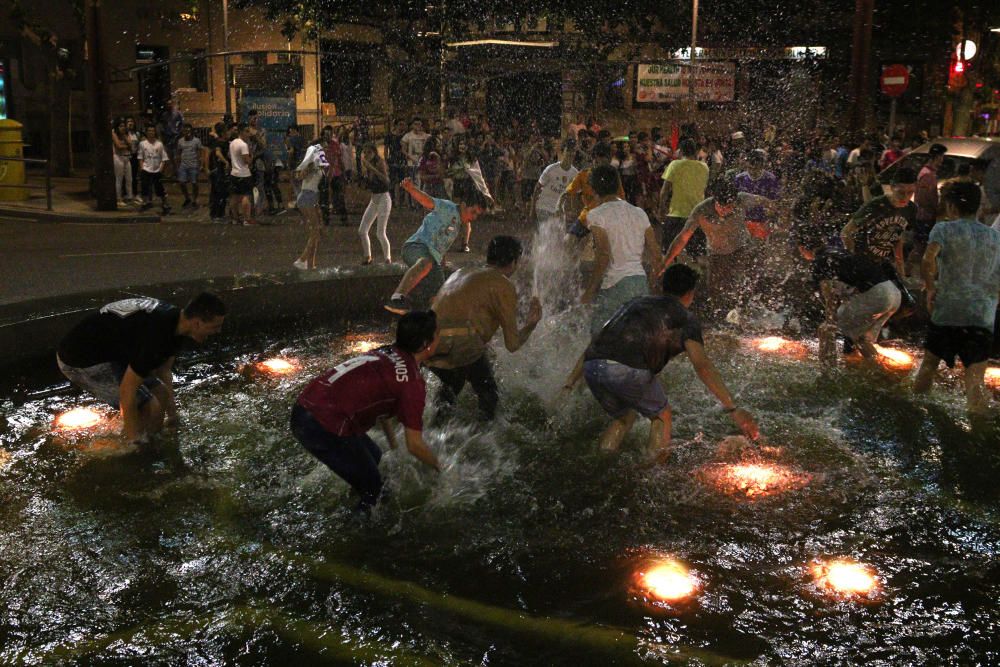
[796,221,901,369]
[561,265,759,463]
[57,293,226,446]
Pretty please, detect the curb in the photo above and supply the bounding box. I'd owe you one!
[0,205,161,224]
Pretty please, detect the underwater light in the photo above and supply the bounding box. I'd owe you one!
[636,558,699,603]
[348,339,381,354]
[257,358,299,374]
[984,367,1000,388]
[812,559,879,597]
[698,462,810,498]
[54,407,104,431]
[873,345,914,370]
[751,336,807,357]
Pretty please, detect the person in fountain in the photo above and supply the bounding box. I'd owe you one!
[384,178,490,315]
[562,264,759,463]
[56,293,227,447]
[426,236,542,421]
[794,218,901,372]
[528,139,579,228]
[291,312,442,511]
[914,180,1000,413]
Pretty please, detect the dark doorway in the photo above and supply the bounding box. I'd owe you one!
[136,45,170,115]
[488,73,561,136]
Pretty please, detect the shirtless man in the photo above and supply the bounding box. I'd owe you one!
[427,236,542,421]
[562,264,759,463]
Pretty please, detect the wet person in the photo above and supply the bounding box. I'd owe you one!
[384,178,489,315]
[910,143,948,273]
[358,142,393,265]
[841,166,917,280]
[56,293,226,447]
[176,123,204,210]
[734,149,781,240]
[426,236,542,421]
[291,311,442,511]
[914,181,1000,413]
[658,138,709,255]
[581,164,662,334]
[292,137,330,270]
[663,179,780,318]
[562,264,759,463]
[795,220,901,371]
[137,125,171,214]
[529,139,579,227]
[561,142,624,236]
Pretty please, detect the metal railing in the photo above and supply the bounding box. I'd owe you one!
[0,156,53,211]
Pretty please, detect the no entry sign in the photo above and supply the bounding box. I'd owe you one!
[880,64,909,97]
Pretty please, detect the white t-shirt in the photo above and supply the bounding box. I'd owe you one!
[587,199,651,290]
[536,162,578,214]
[340,142,355,173]
[138,139,169,174]
[229,138,251,178]
[296,144,330,192]
[401,131,428,167]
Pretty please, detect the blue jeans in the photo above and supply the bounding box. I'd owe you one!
[401,241,445,309]
[290,404,384,509]
[583,359,668,419]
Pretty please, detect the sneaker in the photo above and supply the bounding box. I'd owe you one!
[461,244,471,253]
[211,217,225,224]
[117,199,126,207]
[243,219,258,226]
[384,295,411,315]
[293,259,309,270]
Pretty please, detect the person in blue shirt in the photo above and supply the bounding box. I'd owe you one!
[385,177,489,314]
[915,180,1000,413]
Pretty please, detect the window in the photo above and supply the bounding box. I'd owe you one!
[604,66,626,110]
[320,42,373,110]
[189,49,208,92]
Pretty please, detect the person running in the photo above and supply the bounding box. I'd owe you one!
[228,124,255,225]
[529,139,579,227]
[915,180,1000,413]
[562,264,759,463]
[176,123,204,210]
[137,125,171,214]
[663,179,780,318]
[794,218,901,371]
[57,293,226,447]
[841,166,917,280]
[292,137,330,270]
[581,164,662,334]
[658,137,709,255]
[384,178,489,315]
[358,142,393,265]
[291,311,442,512]
[426,236,542,421]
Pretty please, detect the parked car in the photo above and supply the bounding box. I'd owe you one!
[877,137,1000,196]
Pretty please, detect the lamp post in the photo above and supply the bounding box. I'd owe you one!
[223,0,231,116]
[688,0,699,108]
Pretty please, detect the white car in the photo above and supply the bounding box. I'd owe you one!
[877,137,1000,201]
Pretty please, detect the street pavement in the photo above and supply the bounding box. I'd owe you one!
[0,177,536,305]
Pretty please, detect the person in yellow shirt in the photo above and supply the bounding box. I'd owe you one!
[658,137,709,255]
[427,236,542,421]
[559,142,624,238]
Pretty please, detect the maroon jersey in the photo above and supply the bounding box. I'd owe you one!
[296,345,425,436]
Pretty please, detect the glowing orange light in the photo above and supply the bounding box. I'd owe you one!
[874,345,914,370]
[349,339,380,354]
[985,367,1000,389]
[812,559,879,597]
[54,407,104,431]
[756,336,788,352]
[0,448,11,469]
[697,462,810,498]
[257,358,299,374]
[637,559,699,603]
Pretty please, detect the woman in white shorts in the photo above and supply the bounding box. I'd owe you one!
[358,143,393,265]
[293,139,329,270]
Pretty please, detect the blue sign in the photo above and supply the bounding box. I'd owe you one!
[241,93,297,165]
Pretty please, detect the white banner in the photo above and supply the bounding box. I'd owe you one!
[635,63,736,103]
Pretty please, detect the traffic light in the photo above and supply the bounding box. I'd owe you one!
[948,54,967,91]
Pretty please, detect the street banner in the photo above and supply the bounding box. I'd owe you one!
[635,63,736,103]
[241,94,297,165]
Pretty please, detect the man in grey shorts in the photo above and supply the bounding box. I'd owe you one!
[562,264,759,464]
[57,293,226,446]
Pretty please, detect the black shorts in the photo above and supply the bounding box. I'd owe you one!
[230,175,254,196]
[925,323,994,368]
[911,219,936,245]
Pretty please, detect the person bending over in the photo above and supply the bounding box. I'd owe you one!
[57,293,226,447]
[562,264,759,463]
[291,311,442,511]
[385,178,489,314]
[427,236,542,421]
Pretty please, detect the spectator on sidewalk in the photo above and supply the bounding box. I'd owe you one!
[386,119,408,205]
[159,100,184,173]
[358,142,393,266]
[138,125,171,215]
[209,122,231,224]
[285,125,306,205]
[126,117,141,200]
[293,137,330,270]
[228,124,254,225]
[176,123,204,210]
[112,118,134,207]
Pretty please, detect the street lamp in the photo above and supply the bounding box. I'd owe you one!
[223,0,231,116]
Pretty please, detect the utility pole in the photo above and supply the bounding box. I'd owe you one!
[688,0,699,109]
[84,0,116,210]
[848,0,875,132]
[223,0,231,116]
